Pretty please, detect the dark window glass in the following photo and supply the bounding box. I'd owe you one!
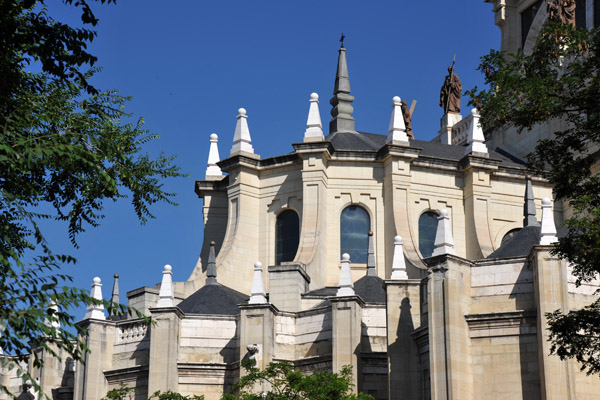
[501,228,522,247]
[275,210,299,265]
[340,205,370,263]
[419,212,439,258]
[521,0,543,48]
[595,0,600,28]
[576,0,587,29]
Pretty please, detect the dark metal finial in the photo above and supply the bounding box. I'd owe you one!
[339,33,345,48]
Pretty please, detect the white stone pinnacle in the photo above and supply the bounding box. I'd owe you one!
[386,96,409,144]
[432,209,457,257]
[156,264,174,308]
[304,92,324,142]
[46,301,60,332]
[540,198,558,245]
[464,108,488,155]
[337,253,355,296]
[205,133,223,179]
[84,277,106,320]
[249,261,267,304]
[230,108,254,155]
[390,236,409,279]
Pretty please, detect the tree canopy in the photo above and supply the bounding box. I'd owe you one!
[467,20,600,374]
[0,1,182,396]
[221,360,372,400]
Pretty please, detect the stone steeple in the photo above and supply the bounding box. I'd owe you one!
[523,177,538,227]
[329,44,356,134]
[206,241,218,285]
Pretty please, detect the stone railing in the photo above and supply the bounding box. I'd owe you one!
[116,319,149,344]
[451,112,474,145]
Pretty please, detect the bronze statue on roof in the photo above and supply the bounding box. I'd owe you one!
[440,65,462,114]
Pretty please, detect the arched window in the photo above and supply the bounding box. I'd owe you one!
[340,205,370,263]
[419,211,439,258]
[275,210,300,265]
[501,228,521,247]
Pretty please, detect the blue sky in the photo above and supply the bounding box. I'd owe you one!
[44,1,500,314]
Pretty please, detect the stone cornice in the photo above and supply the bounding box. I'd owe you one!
[194,176,229,198]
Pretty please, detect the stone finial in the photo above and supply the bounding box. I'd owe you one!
[366,231,376,276]
[337,253,355,296]
[156,265,174,308]
[84,277,106,320]
[523,177,538,227]
[206,241,218,285]
[249,261,267,304]
[230,108,254,155]
[304,93,324,142]
[387,96,409,144]
[205,133,223,179]
[390,236,409,279]
[46,301,60,332]
[432,209,457,257]
[464,108,488,155]
[540,198,558,245]
[329,46,356,134]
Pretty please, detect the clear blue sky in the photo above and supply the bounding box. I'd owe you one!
[44,1,500,313]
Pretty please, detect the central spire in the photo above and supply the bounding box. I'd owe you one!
[329,39,356,134]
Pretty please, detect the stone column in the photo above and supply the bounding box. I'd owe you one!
[73,320,115,400]
[331,295,364,392]
[532,247,574,400]
[147,307,183,394]
[426,255,473,400]
[238,303,277,373]
[384,279,421,400]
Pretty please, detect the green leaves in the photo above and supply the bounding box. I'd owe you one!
[222,360,372,400]
[1,2,183,397]
[468,20,600,375]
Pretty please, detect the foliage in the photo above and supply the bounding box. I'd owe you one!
[222,359,373,400]
[102,384,205,400]
[0,1,182,397]
[467,20,600,374]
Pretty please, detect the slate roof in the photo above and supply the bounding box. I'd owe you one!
[302,274,385,304]
[353,275,385,303]
[487,225,541,259]
[326,131,527,168]
[177,283,248,315]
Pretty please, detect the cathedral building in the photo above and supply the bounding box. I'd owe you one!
[3,1,600,399]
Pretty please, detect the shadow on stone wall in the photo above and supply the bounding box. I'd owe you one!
[388,296,420,400]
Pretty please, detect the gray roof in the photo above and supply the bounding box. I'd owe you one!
[326,131,527,168]
[487,226,541,259]
[177,283,248,315]
[302,274,385,304]
[353,275,385,303]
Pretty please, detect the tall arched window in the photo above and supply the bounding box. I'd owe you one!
[275,210,300,265]
[340,205,370,263]
[419,211,439,258]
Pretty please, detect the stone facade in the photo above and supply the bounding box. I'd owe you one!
[3,3,600,398]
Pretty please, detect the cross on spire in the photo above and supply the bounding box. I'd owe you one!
[339,33,345,48]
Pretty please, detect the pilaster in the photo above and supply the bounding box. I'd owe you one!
[531,247,574,400]
[384,279,422,400]
[331,295,364,392]
[74,319,115,400]
[426,255,474,400]
[147,307,183,394]
[238,303,278,374]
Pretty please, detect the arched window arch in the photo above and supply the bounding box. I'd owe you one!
[501,228,521,247]
[419,211,439,258]
[275,210,300,265]
[340,205,370,263]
